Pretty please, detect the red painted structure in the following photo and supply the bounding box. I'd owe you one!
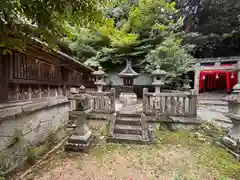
[199,64,238,93]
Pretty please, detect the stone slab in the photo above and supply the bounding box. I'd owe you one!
[65,134,93,153]
[217,141,240,162]
[68,131,92,144]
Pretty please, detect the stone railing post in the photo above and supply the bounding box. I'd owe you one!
[110,88,115,113]
[108,88,116,137]
[233,60,240,93]
[28,86,32,100]
[194,62,201,94]
[189,89,197,117]
[65,85,93,152]
[143,88,148,114]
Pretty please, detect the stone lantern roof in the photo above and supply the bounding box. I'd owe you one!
[92,66,107,77]
[151,65,166,76]
[118,60,139,78]
[223,93,240,103]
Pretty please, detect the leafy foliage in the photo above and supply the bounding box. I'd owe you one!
[0,0,103,51]
[70,0,194,87]
[178,0,240,57]
[144,36,194,86]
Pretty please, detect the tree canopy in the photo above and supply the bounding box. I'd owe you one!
[178,0,240,57]
[0,0,102,52]
[69,0,194,87]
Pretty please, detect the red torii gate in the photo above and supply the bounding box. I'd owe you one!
[194,60,238,94]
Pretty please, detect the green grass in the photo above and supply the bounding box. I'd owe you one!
[155,125,240,180]
[90,123,240,179]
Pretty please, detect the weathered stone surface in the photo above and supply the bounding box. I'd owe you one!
[0,97,71,174]
[119,93,137,106]
[0,106,22,119]
[87,112,110,120]
[22,101,48,113]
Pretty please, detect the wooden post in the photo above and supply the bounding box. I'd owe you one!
[47,85,50,97]
[28,86,32,100]
[39,85,42,99]
[61,66,67,96]
[16,84,20,101]
[1,53,9,102]
[110,88,115,113]
[233,60,240,93]
[143,88,148,114]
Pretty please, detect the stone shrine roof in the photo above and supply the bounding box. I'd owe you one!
[118,60,139,78]
[151,67,166,76]
[223,93,240,103]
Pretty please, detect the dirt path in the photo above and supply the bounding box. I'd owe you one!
[22,127,240,180]
[25,145,208,180]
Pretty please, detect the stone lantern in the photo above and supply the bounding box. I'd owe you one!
[220,60,240,160]
[182,75,191,92]
[118,60,139,105]
[222,93,240,161]
[92,66,107,92]
[151,65,166,93]
[65,86,92,152]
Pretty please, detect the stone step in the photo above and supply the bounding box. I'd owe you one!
[118,112,141,118]
[114,125,142,135]
[116,117,141,126]
[107,134,149,144]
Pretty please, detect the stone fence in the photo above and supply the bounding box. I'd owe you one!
[142,88,200,130]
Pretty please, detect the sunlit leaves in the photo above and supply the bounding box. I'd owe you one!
[0,0,103,50]
[69,0,193,87]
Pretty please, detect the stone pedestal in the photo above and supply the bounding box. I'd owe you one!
[66,85,93,153]
[65,110,92,152]
[119,92,137,105]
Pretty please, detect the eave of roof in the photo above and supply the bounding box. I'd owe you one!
[31,38,94,72]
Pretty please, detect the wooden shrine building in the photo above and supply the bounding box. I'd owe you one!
[0,41,95,104]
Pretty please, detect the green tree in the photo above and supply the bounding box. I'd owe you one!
[178,0,240,57]
[0,0,103,51]
[70,0,194,87]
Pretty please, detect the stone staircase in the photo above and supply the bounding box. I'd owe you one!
[107,112,151,144]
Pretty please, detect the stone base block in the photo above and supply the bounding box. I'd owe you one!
[119,93,137,105]
[65,131,93,153]
[87,112,110,120]
[218,136,240,161]
[158,116,201,130]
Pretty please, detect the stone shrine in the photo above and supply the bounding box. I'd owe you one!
[65,86,93,152]
[118,60,139,105]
